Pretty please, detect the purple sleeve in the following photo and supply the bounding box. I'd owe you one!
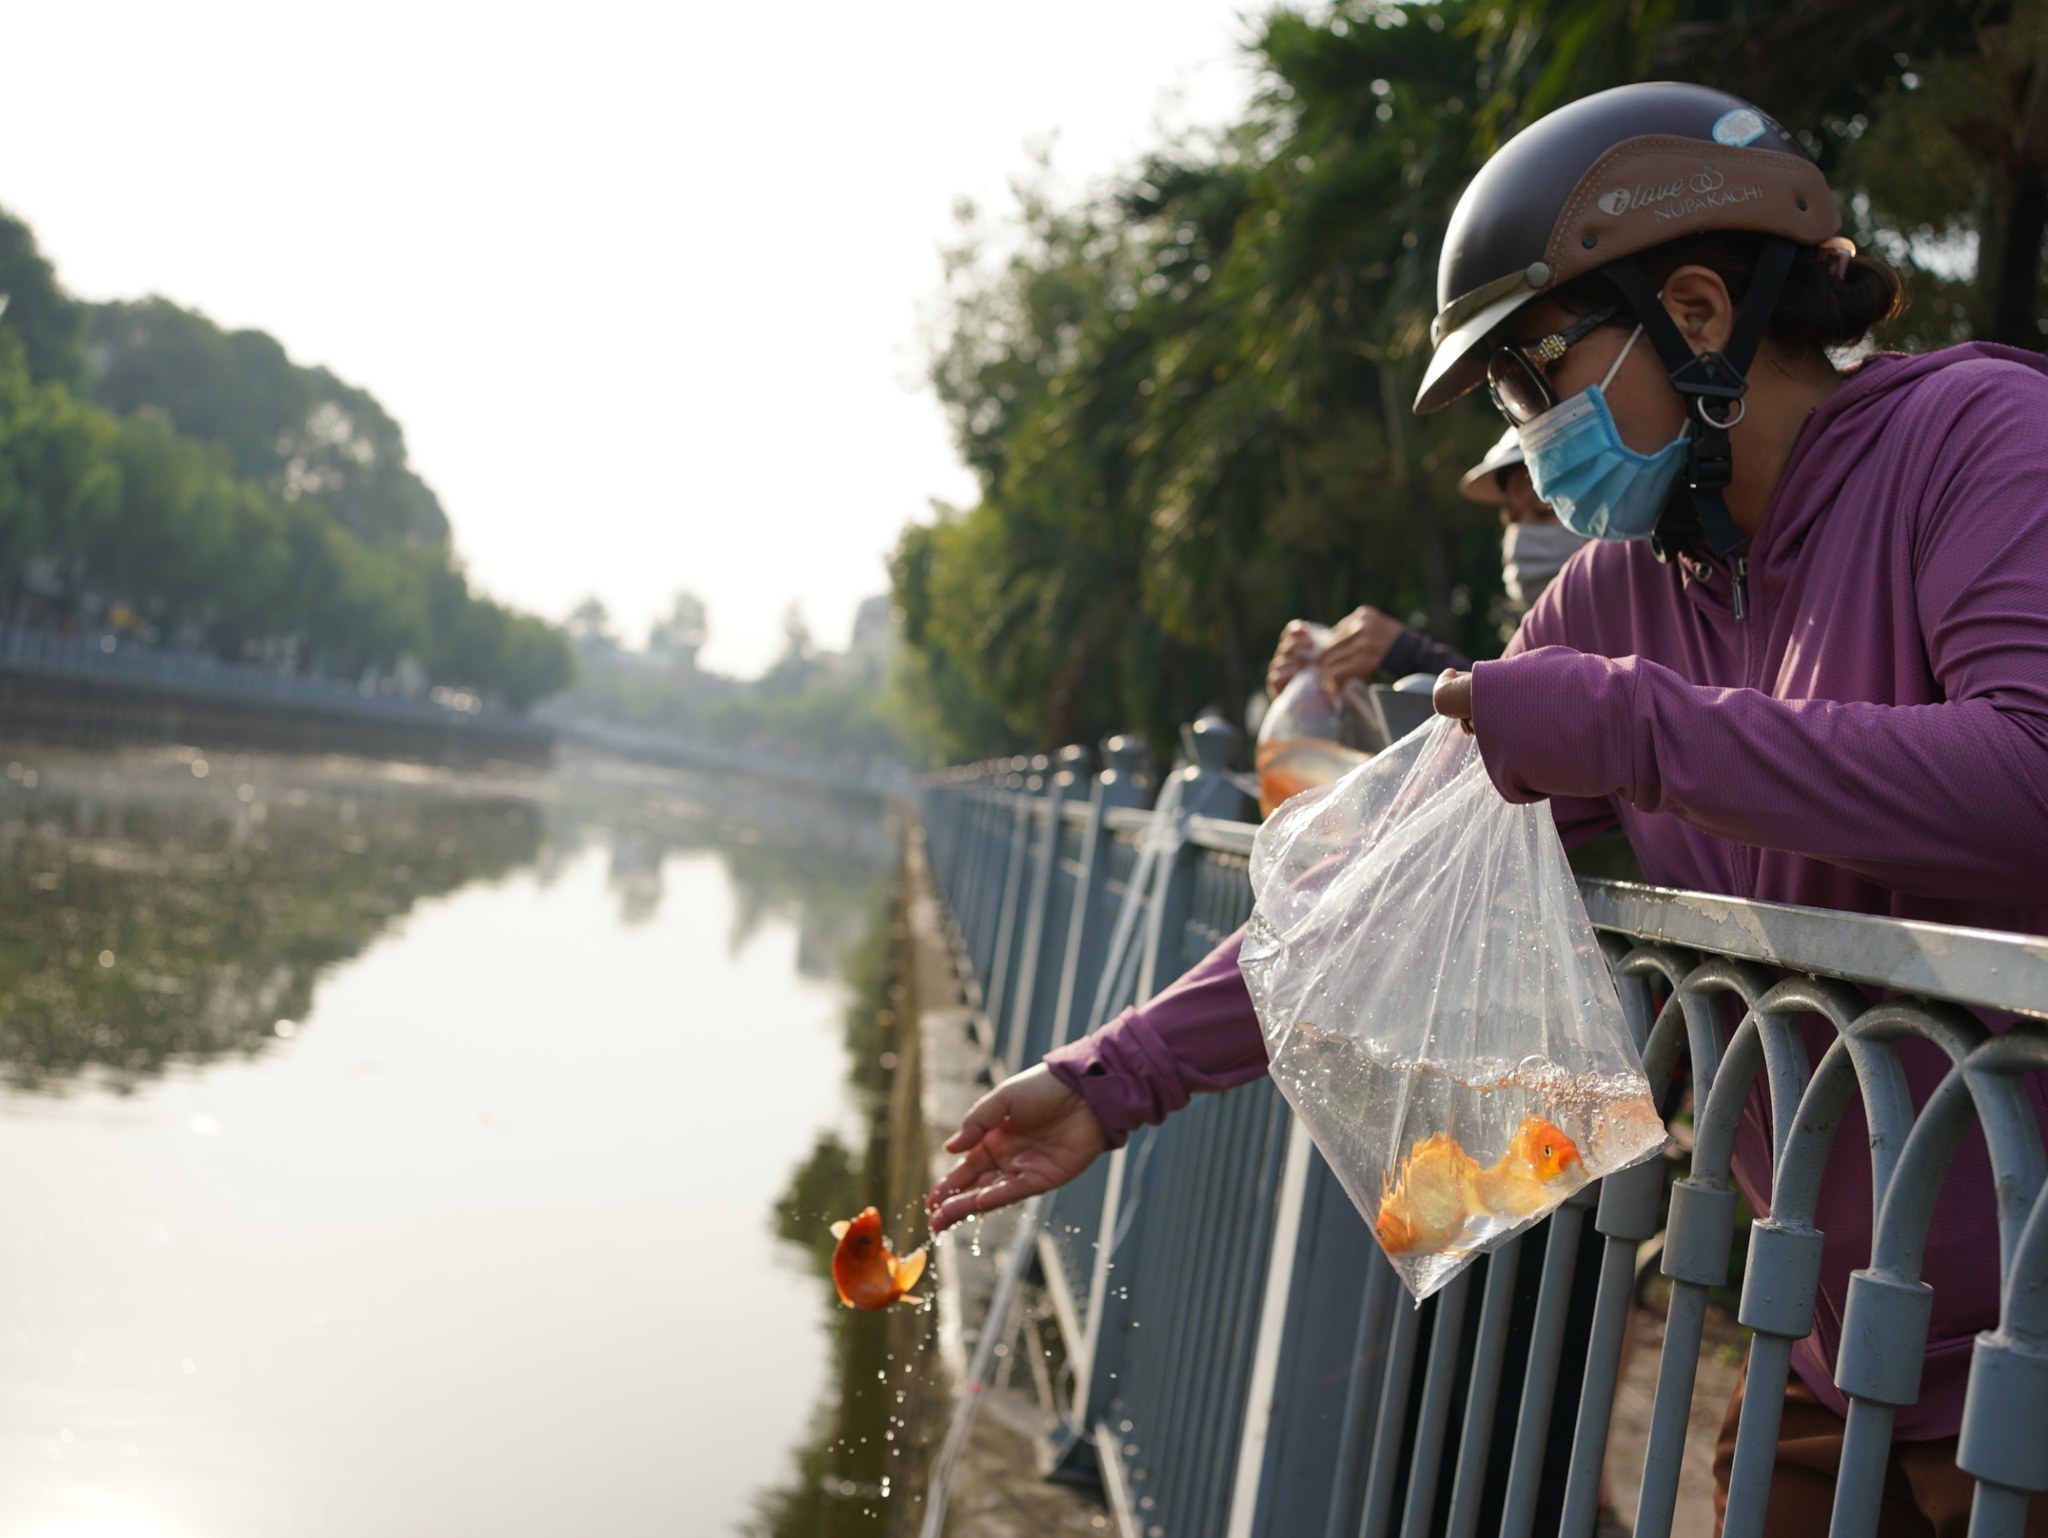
[1497,576,1624,850]
[1471,648,2048,902]
[1042,931,1270,1145]
[1472,381,2048,903]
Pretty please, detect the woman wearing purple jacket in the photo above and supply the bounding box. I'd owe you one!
[929,82,2048,1536]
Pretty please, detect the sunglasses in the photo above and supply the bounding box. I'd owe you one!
[1485,304,1624,425]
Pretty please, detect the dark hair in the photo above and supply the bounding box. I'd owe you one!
[1554,232,1905,357]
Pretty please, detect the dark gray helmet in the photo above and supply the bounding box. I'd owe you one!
[1415,81,1838,416]
[1416,83,1840,570]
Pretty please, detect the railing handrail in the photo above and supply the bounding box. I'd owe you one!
[1578,876,2048,1020]
[1075,790,2048,1019]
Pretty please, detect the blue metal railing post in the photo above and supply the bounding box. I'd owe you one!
[1001,744,1090,1078]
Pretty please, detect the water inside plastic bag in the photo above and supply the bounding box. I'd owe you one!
[1241,716,1666,1300]
[1268,1036,1664,1296]
[1253,640,1377,819]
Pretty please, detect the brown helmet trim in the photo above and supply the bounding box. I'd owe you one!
[1425,138,1837,369]
[1543,136,1839,287]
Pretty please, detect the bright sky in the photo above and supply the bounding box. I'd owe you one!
[0,3,1265,676]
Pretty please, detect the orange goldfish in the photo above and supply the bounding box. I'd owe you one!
[1475,1115,1585,1217]
[1375,1116,1585,1256]
[830,1207,928,1310]
[1255,737,1374,818]
[1375,1132,1482,1254]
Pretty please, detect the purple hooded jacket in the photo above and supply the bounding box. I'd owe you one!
[1045,344,2048,1439]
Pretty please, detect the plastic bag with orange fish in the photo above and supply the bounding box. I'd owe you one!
[1254,628,1380,819]
[1239,714,1666,1300]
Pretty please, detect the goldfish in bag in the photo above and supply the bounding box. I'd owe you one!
[1253,631,1378,819]
[1240,716,1666,1299]
[1373,1115,1584,1255]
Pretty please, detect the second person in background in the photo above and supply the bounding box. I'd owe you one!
[1263,430,1583,704]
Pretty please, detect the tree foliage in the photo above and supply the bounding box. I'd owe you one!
[0,209,572,710]
[88,296,453,548]
[897,0,2046,764]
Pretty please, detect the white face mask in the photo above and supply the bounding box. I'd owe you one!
[1501,521,1588,607]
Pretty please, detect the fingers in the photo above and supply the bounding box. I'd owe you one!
[928,1181,1018,1234]
[1432,669,1475,733]
[1317,640,1374,693]
[928,1166,1050,1234]
[1267,621,1319,695]
[927,1142,999,1208]
[942,1081,1016,1154]
[1326,606,1369,639]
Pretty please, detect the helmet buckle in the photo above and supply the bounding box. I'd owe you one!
[1667,348,1749,403]
[1687,429,1734,492]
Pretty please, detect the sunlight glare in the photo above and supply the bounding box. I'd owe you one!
[28,1519,188,1538]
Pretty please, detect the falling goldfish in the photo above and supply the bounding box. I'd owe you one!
[830,1207,928,1310]
[1375,1116,1585,1256]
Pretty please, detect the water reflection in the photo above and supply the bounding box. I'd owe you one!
[0,749,544,1092]
[0,746,895,1093]
[750,902,938,1537]
[0,741,901,1537]
[544,755,896,971]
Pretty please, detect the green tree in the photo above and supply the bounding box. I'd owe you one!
[88,295,454,547]
[901,3,1506,760]
[0,209,87,388]
[0,213,573,710]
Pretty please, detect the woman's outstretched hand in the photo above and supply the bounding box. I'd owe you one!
[926,1065,1112,1234]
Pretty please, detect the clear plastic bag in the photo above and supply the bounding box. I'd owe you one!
[1239,715,1666,1299]
[1254,627,1378,819]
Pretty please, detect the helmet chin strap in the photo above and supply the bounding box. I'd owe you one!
[1599,236,1797,564]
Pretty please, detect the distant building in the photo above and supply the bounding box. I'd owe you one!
[841,595,896,688]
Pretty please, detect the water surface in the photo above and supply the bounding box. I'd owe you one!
[0,745,895,1538]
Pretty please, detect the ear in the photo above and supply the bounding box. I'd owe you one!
[1660,265,1735,354]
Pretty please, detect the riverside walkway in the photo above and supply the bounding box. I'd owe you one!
[917,719,2048,1538]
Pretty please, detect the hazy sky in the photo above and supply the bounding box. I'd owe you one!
[1,3,1265,675]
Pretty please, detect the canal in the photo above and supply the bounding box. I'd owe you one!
[0,743,902,1538]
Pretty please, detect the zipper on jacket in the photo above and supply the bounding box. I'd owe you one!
[1731,557,1748,623]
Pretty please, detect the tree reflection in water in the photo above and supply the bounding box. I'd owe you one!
[0,744,898,1096]
[0,748,545,1091]
[750,891,937,1538]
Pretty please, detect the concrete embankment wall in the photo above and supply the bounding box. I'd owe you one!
[0,664,554,766]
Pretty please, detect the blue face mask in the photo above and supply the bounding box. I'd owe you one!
[1516,326,1689,542]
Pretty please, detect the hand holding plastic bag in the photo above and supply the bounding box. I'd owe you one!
[1239,716,1665,1299]
[1255,626,1379,819]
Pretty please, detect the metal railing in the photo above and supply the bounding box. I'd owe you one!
[917,718,2048,1538]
